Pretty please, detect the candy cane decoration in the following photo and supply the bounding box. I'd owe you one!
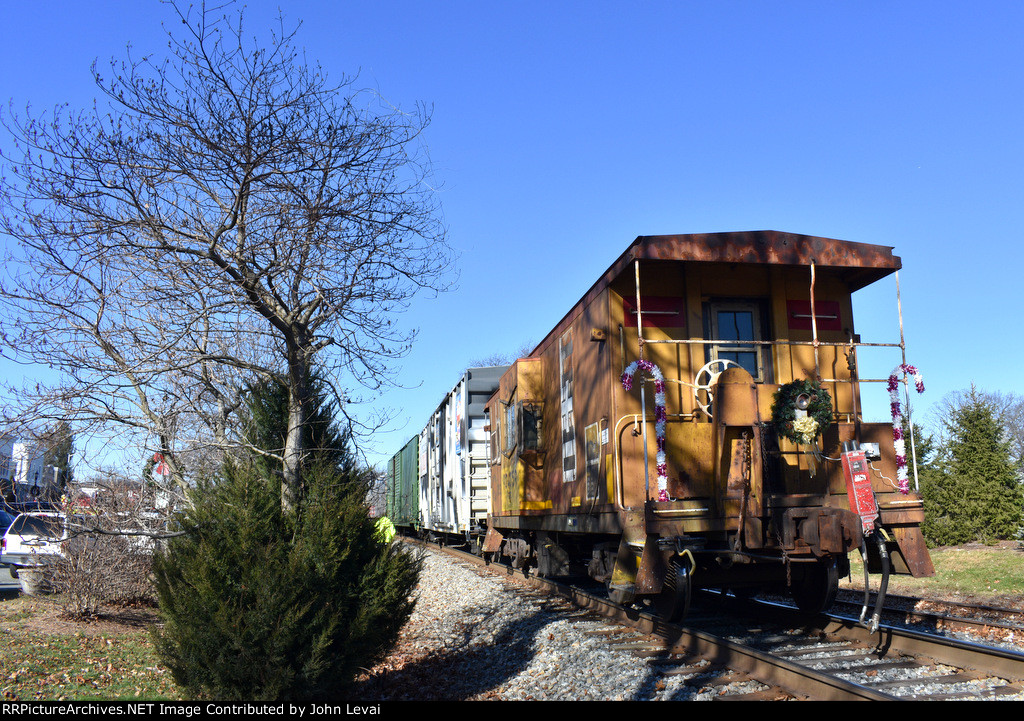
[888,363,925,494]
[621,359,670,501]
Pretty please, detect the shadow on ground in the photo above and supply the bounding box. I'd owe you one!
[352,607,554,701]
[350,603,713,701]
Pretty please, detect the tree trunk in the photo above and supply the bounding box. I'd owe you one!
[282,345,310,514]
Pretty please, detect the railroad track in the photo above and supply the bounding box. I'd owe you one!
[422,540,1024,701]
[705,595,1024,700]
[830,590,1024,645]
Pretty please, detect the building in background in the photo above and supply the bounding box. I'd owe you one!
[0,435,63,505]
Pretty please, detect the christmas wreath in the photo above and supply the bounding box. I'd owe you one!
[771,379,833,445]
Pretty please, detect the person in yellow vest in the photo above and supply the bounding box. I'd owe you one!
[374,515,396,544]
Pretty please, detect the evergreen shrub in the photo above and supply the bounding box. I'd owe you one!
[150,461,420,701]
[921,388,1024,546]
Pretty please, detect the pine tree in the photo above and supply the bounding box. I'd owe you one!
[151,376,421,700]
[240,373,355,491]
[921,387,1024,545]
[901,418,937,481]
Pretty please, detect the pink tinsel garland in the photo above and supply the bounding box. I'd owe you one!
[621,359,670,501]
[888,363,925,494]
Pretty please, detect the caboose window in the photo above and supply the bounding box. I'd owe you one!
[705,300,770,382]
[559,330,576,483]
[503,401,517,457]
[487,408,498,465]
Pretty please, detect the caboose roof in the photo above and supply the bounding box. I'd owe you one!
[530,230,901,356]
[618,230,900,290]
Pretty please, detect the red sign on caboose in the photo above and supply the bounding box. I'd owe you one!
[842,448,878,535]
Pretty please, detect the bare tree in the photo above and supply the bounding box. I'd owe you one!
[0,1,453,512]
[467,340,535,368]
[987,391,1024,472]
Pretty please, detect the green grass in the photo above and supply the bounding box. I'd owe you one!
[0,592,182,701]
[841,542,1024,603]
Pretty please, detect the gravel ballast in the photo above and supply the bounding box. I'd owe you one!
[354,548,684,701]
[353,546,1024,701]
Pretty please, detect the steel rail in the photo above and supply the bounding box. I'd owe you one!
[831,596,1024,638]
[545,578,896,701]
[429,542,897,700]
[423,541,1024,699]
[745,597,1024,684]
[822,614,1024,682]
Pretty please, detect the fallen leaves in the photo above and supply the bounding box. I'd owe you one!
[0,596,182,700]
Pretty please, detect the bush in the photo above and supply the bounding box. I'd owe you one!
[150,461,420,701]
[47,476,164,617]
[50,535,155,618]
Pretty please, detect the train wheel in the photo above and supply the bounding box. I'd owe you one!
[653,561,691,622]
[789,558,839,614]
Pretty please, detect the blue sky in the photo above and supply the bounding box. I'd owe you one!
[2,1,1022,471]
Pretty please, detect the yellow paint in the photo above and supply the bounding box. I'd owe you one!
[522,500,554,510]
[500,455,520,512]
[500,455,553,511]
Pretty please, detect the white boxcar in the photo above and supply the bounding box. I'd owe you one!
[418,367,507,545]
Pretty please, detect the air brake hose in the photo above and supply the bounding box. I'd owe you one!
[858,539,871,627]
[857,532,891,634]
[869,532,890,634]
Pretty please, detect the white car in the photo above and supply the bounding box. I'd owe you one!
[0,512,73,594]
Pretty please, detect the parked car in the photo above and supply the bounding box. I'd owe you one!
[0,510,15,568]
[0,512,76,594]
[0,510,15,535]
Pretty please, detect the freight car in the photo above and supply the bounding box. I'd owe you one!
[387,366,507,549]
[386,435,419,532]
[390,230,934,627]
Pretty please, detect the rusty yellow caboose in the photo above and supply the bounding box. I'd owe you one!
[484,230,933,621]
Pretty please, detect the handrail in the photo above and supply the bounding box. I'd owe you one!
[642,337,904,349]
[613,413,697,510]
